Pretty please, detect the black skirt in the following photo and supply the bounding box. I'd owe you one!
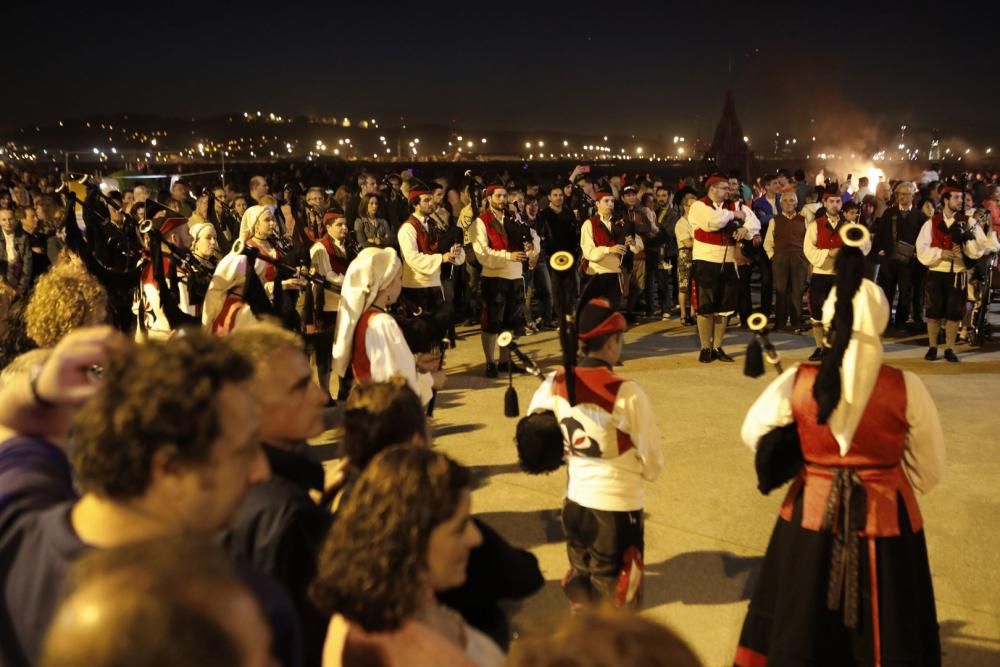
[735,493,940,667]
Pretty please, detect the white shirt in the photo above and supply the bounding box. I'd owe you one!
[740,365,945,494]
[472,213,533,280]
[803,218,871,275]
[916,217,986,273]
[3,231,17,263]
[397,213,465,288]
[528,369,664,512]
[361,311,435,407]
[579,216,643,275]
[688,199,761,264]
[309,237,349,312]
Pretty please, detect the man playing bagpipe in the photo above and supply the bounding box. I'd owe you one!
[520,298,664,609]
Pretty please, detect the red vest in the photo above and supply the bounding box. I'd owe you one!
[814,217,845,250]
[480,209,509,251]
[318,235,351,275]
[351,308,381,384]
[692,197,736,246]
[782,364,922,537]
[929,215,955,250]
[588,216,618,247]
[406,216,440,254]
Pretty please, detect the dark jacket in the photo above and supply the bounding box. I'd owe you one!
[222,443,330,667]
[0,230,32,292]
[875,205,926,257]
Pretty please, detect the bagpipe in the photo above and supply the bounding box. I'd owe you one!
[229,238,342,294]
[511,249,580,476]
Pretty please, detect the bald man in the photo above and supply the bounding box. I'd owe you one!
[40,537,271,667]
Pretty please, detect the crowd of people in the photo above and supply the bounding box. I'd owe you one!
[0,157,994,666]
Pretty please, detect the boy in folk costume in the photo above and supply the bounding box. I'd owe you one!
[735,228,945,667]
[309,211,356,402]
[579,190,643,311]
[804,191,872,361]
[526,298,663,609]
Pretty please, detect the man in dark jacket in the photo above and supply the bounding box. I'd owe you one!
[222,323,331,667]
[0,207,32,295]
[875,181,926,329]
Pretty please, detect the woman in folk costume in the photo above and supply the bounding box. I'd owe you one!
[332,247,444,408]
[309,211,356,403]
[202,205,304,335]
[735,225,946,667]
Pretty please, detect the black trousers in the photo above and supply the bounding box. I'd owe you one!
[580,273,623,311]
[877,257,916,325]
[562,499,644,607]
[771,253,809,328]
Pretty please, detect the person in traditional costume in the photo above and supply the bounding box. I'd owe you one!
[735,224,945,667]
[202,205,304,335]
[525,298,663,609]
[308,211,355,403]
[331,247,444,407]
[688,176,760,363]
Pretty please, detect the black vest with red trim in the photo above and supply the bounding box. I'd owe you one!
[406,215,440,254]
[693,197,737,246]
[814,216,845,250]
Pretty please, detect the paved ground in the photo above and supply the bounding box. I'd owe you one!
[317,314,1000,666]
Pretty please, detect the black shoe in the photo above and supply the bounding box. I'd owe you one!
[485,362,498,378]
[944,349,959,363]
[924,347,938,361]
[808,347,824,362]
[682,315,695,326]
[714,347,735,362]
[497,361,526,374]
[698,348,713,363]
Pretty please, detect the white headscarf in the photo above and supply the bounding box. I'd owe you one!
[239,204,274,242]
[331,248,402,378]
[820,278,890,455]
[188,221,213,243]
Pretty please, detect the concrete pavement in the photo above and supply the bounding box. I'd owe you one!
[421,318,1000,666]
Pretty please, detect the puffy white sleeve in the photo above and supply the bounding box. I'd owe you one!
[580,220,610,262]
[740,366,799,451]
[364,313,435,406]
[964,224,986,260]
[473,218,512,270]
[803,221,830,269]
[901,371,946,494]
[689,199,734,231]
[202,252,247,328]
[527,372,558,414]
[615,381,664,482]
[739,203,761,237]
[398,223,443,276]
[915,220,940,267]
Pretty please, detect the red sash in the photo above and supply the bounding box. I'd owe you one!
[407,216,440,254]
[351,308,381,384]
[783,364,921,537]
[930,215,955,250]
[480,209,509,251]
[692,197,736,246]
[815,217,845,250]
[319,235,351,275]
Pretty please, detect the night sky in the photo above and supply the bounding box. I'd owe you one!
[6,1,999,144]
